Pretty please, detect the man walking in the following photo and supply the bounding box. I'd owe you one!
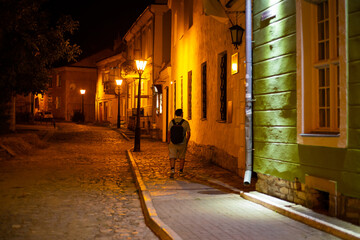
[167,109,191,178]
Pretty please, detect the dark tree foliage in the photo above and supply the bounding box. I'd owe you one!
[0,0,81,104]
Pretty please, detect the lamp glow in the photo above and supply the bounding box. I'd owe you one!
[231,53,239,75]
[116,79,123,86]
[135,60,147,72]
[80,89,86,94]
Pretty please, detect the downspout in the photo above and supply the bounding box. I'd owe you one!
[243,0,253,185]
[149,7,156,124]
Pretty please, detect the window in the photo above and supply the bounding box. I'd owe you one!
[231,53,239,75]
[297,0,346,147]
[315,1,339,132]
[184,0,193,29]
[219,53,227,121]
[201,62,207,119]
[174,81,177,111]
[49,77,53,88]
[56,97,61,109]
[56,74,61,87]
[181,76,183,109]
[154,85,163,115]
[188,71,192,120]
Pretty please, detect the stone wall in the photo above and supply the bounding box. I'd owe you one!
[188,141,238,174]
[256,173,360,226]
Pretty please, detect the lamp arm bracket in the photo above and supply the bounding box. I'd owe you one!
[225,10,245,14]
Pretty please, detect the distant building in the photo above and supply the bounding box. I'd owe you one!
[47,50,113,122]
[94,1,170,134]
[95,52,127,125]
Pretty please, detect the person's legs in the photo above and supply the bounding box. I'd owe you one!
[179,158,185,173]
[170,158,176,171]
[178,144,187,173]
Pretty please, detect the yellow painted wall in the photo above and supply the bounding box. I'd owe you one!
[170,0,246,174]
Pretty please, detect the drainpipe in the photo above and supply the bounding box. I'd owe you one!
[243,0,253,185]
[149,7,156,125]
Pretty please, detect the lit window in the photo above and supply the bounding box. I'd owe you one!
[231,53,239,75]
[154,85,163,115]
[56,74,61,87]
[56,97,61,109]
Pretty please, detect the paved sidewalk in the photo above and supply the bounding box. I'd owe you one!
[123,135,360,240]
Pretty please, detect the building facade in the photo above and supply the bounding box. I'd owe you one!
[95,2,170,132]
[48,50,113,122]
[253,0,360,225]
[95,52,127,126]
[168,0,247,175]
[124,2,170,135]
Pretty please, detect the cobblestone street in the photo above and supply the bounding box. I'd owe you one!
[0,123,157,240]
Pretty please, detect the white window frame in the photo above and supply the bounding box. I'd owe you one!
[296,0,347,148]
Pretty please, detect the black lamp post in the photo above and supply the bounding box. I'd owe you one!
[133,59,147,152]
[116,79,123,129]
[229,24,245,49]
[80,89,86,122]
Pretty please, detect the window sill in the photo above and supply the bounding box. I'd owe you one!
[300,133,340,138]
[298,132,346,148]
[216,120,226,123]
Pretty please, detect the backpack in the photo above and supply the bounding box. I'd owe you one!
[170,119,185,144]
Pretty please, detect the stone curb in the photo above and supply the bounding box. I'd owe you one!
[111,128,130,141]
[0,143,16,157]
[120,132,130,141]
[126,149,182,240]
[240,191,360,240]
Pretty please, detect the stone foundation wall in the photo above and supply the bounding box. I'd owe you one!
[188,141,238,174]
[256,173,360,226]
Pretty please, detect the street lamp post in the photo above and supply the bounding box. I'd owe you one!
[134,60,147,152]
[116,79,123,129]
[80,89,86,122]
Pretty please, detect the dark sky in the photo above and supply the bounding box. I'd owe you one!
[49,0,152,58]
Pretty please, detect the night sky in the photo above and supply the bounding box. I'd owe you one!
[49,0,152,58]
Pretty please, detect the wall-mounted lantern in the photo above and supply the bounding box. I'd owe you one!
[229,24,245,49]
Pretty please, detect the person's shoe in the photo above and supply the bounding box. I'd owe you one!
[170,169,175,179]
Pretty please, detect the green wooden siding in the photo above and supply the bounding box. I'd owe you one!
[253,0,360,198]
[253,0,298,180]
[348,0,360,192]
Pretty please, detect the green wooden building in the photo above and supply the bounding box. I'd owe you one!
[252,0,360,225]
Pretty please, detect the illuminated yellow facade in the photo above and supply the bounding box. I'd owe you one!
[168,0,247,175]
[123,3,170,135]
[95,53,126,125]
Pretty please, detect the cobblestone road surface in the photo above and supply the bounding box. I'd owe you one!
[0,123,158,240]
